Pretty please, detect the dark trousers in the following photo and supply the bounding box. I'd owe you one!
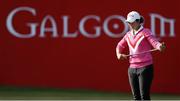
[128,64,154,100]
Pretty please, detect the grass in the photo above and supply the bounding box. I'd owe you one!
[0,86,179,100]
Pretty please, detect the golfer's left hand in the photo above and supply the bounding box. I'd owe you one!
[159,42,166,52]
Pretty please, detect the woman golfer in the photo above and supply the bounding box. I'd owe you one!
[116,11,165,100]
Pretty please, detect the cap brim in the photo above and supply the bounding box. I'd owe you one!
[125,18,135,23]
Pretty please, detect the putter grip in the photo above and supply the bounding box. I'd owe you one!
[125,49,159,57]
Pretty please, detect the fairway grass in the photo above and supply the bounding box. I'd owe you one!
[0,86,179,100]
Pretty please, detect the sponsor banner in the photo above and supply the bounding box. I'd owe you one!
[0,0,179,94]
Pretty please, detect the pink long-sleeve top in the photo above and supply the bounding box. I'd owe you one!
[116,26,161,68]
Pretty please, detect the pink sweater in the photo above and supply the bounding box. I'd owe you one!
[116,27,161,68]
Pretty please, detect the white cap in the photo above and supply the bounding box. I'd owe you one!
[125,11,140,23]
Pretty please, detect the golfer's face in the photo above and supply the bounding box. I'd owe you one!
[128,21,138,29]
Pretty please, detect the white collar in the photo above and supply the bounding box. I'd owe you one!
[131,26,144,35]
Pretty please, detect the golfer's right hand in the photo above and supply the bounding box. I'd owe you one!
[117,54,128,60]
[159,42,166,52]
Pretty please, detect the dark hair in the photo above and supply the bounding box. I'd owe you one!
[135,16,144,24]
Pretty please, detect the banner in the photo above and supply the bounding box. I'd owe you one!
[0,0,179,94]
